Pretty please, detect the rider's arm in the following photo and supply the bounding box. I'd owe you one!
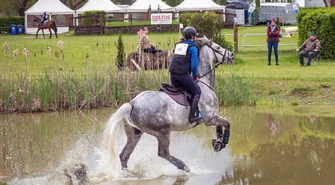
[189,46,199,77]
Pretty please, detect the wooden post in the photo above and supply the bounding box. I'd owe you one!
[234,15,238,53]
[130,13,133,32]
[100,14,103,34]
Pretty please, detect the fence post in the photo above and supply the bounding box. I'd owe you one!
[234,16,238,53]
[130,13,133,32]
[100,14,103,34]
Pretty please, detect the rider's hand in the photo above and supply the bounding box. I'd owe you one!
[193,76,200,81]
[296,48,299,52]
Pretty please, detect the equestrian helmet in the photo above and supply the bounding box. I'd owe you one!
[182,26,198,39]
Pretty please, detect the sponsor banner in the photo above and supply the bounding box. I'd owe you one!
[151,13,172,25]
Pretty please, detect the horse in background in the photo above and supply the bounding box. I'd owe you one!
[33,16,58,39]
[103,36,234,173]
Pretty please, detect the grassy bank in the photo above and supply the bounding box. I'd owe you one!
[0,25,334,113]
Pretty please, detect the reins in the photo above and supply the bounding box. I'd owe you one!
[197,43,228,91]
[199,44,227,79]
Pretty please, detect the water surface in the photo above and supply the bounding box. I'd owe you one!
[0,107,334,185]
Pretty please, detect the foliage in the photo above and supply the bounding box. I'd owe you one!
[216,72,255,106]
[251,7,260,25]
[0,0,35,16]
[296,8,335,59]
[213,34,233,52]
[179,12,221,39]
[116,35,125,71]
[82,10,105,26]
[255,0,260,8]
[0,16,24,28]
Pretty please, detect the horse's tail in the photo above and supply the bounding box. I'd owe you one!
[52,21,57,33]
[102,103,133,168]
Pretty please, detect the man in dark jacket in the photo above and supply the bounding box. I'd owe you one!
[296,32,321,66]
[169,26,202,124]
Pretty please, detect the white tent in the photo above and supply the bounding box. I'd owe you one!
[25,0,75,34]
[76,0,122,14]
[170,0,224,11]
[128,0,172,12]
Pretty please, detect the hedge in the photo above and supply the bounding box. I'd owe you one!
[296,8,335,59]
[0,16,24,27]
[82,10,106,26]
[179,12,221,39]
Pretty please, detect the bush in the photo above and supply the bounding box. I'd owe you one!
[179,12,221,38]
[82,10,105,26]
[0,16,24,27]
[0,16,24,32]
[251,7,260,25]
[116,35,125,70]
[296,8,335,59]
[213,35,233,52]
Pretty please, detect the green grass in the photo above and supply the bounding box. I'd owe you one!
[1,25,335,112]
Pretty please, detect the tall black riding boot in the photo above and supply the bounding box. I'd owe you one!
[189,95,202,123]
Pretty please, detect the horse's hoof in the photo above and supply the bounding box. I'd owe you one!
[212,138,225,152]
[183,165,190,172]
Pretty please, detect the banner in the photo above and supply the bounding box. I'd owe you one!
[151,13,173,25]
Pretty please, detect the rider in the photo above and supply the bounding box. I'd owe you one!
[169,26,202,124]
[41,11,48,25]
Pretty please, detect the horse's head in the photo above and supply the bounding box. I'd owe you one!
[196,36,234,65]
[33,16,37,22]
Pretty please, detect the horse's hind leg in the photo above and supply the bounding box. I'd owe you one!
[49,28,52,39]
[155,130,190,172]
[119,124,143,170]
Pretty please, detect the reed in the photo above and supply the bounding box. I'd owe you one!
[216,71,255,106]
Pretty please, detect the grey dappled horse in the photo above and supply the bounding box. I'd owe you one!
[103,37,234,173]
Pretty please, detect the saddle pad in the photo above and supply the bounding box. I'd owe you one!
[159,87,190,106]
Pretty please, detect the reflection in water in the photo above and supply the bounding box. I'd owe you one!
[0,107,334,185]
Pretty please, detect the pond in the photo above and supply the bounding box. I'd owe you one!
[0,107,334,185]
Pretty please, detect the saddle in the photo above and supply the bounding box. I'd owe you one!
[159,83,191,106]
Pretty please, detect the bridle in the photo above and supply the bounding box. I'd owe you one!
[199,43,228,79]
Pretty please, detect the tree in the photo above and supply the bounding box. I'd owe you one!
[116,35,125,71]
[11,0,33,16]
[256,0,260,8]
[164,0,183,6]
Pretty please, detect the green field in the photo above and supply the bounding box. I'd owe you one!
[0,25,335,111]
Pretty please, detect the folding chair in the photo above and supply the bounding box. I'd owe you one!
[312,51,321,66]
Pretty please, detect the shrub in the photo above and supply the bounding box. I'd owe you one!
[116,35,125,70]
[296,8,335,59]
[179,12,221,38]
[82,10,105,26]
[0,16,24,27]
[0,16,24,33]
[213,35,233,52]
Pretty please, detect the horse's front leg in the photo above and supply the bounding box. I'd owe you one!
[42,29,45,38]
[204,115,230,152]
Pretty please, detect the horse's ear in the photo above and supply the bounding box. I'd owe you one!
[195,38,205,47]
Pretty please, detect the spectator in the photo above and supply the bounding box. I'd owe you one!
[266,18,280,66]
[296,32,320,66]
[137,27,157,54]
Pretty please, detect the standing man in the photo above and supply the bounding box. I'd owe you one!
[169,26,202,123]
[266,18,280,66]
[296,32,320,66]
